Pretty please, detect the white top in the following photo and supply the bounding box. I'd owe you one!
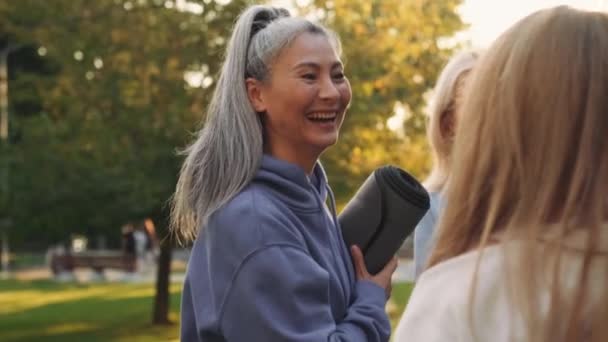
[394,231,608,342]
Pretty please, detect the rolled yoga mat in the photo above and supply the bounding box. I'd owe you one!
[339,166,430,274]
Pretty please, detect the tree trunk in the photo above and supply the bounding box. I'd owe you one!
[0,230,9,278]
[151,208,173,325]
[153,237,173,325]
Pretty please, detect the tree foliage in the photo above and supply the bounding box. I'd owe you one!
[0,0,247,247]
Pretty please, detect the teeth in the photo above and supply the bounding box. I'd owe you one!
[309,112,336,120]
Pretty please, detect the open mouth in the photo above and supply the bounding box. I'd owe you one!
[307,112,337,123]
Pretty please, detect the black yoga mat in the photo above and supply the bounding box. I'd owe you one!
[339,166,430,274]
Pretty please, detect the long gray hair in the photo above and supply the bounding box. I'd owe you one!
[171,5,340,242]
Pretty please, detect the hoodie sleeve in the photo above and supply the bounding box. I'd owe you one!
[219,244,391,342]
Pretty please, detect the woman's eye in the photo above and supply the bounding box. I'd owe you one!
[333,72,345,80]
[302,73,316,80]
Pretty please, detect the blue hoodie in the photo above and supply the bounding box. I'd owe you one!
[180,155,391,342]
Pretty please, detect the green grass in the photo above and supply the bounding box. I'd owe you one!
[388,282,415,329]
[0,279,182,342]
[0,279,414,342]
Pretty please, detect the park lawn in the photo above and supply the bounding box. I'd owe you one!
[388,282,415,330]
[0,279,182,342]
[0,279,414,342]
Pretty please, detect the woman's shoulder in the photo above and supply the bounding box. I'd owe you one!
[422,244,503,278]
[410,245,510,327]
[204,186,307,255]
[396,245,512,341]
[211,185,289,224]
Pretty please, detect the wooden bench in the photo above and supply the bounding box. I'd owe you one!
[50,251,136,275]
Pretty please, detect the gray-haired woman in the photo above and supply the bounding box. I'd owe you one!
[173,5,397,342]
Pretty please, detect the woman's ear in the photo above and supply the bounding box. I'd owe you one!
[440,109,456,140]
[245,78,266,113]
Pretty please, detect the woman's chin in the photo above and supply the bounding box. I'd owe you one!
[310,134,339,153]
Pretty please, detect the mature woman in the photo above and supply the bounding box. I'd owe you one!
[414,51,477,276]
[396,6,608,342]
[172,5,397,342]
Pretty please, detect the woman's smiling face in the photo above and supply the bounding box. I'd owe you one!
[247,31,352,169]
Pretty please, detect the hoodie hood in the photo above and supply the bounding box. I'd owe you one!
[254,154,328,212]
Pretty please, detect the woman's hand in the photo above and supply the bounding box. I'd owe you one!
[350,245,398,298]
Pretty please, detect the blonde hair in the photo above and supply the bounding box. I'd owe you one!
[428,6,608,342]
[424,51,478,192]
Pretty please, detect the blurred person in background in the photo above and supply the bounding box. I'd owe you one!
[414,51,478,277]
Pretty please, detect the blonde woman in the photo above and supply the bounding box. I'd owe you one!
[396,6,608,342]
[414,51,477,276]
